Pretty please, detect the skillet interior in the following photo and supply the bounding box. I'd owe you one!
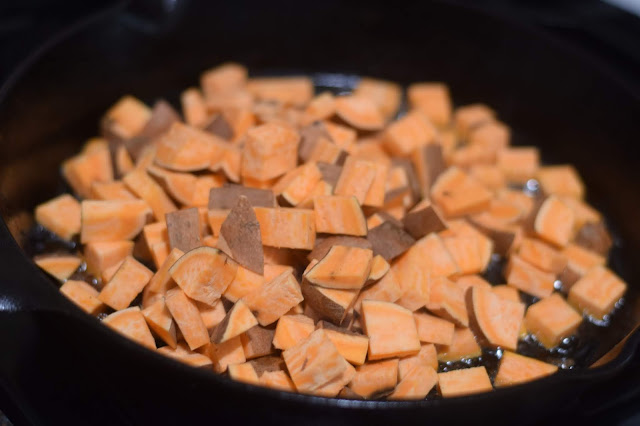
[1,1,640,424]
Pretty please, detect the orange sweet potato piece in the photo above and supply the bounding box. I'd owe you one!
[305,245,373,290]
[228,362,260,385]
[367,255,390,282]
[301,280,357,325]
[247,76,312,107]
[218,196,264,274]
[224,266,264,303]
[506,255,556,299]
[414,312,455,346]
[142,298,177,348]
[211,300,258,344]
[98,256,153,310]
[103,307,156,350]
[150,242,169,269]
[568,266,626,320]
[492,285,521,303]
[147,165,198,206]
[301,92,336,125]
[169,247,238,306]
[197,300,226,332]
[348,359,399,398]
[158,344,214,369]
[442,235,489,276]
[241,271,304,326]
[154,122,221,172]
[241,122,300,181]
[62,141,114,198]
[333,157,376,205]
[454,275,492,293]
[208,335,246,373]
[354,77,402,120]
[561,243,605,276]
[80,200,151,243]
[272,314,315,350]
[314,195,367,236]
[437,327,481,362]
[259,370,296,391]
[144,247,183,297]
[402,200,447,240]
[494,351,557,387]
[35,194,81,241]
[438,366,492,398]
[574,222,612,256]
[467,286,525,351]
[361,300,421,360]
[454,104,494,140]
[91,181,137,201]
[59,280,105,315]
[497,147,540,184]
[355,268,403,313]
[407,83,452,128]
[518,237,568,274]
[389,364,438,400]
[411,143,447,197]
[317,321,369,366]
[335,95,385,131]
[254,207,316,250]
[536,165,584,200]
[534,196,575,248]
[525,293,582,348]
[384,110,437,156]
[469,165,506,192]
[165,287,210,350]
[181,88,208,127]
[207,209,229,237]
[272,162,322,206]
[468,120,510,154]
[84,240,134,278]
[282,329,355,396]
[431,167,492,218]
[123,169,177,221]
[240,325,276,360]
[428,276,469,327]
[34,255,82,282]
[200,63,247,96]
[398,344,438,380]
[103,96,151,139]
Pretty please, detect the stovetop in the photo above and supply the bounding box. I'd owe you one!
[0,1,639,425]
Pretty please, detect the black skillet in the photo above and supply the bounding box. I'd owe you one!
[1,1,640,424]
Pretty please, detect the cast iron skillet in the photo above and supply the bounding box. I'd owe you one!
[1,0,640,424]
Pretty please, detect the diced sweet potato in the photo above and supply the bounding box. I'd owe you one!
[574,222,613,256]
[103,96,151,139]
[201,63,247,96]
[98,256,153,310]
[154,122,220,172]
[240,325,276,360]
[228,362,260,384]
[301,280,357,325]
[247,76,312,107]
[518,237,568,274]
[282,329,355,397]
[301,92,336,126]
[35,194,81,241]
[198,300,226,331]
[314,195,367,236]
[354,77,402,120]
[254,207,316,250]
[169,247,238,306]
[91,181,137,201]
[562,243,605,276]
[158,343,214,369]
[242,271,304,326]
[361,300,421,360]
[494,351,557,387]
[402,200,447,240]
[437,327,481,362]
[80,200,151,243]
[568,266,626,320]
[438,366,492,398]
[454,104,495,140]
[355,268,403,313]
[506,255,556,299]
[308,238,369,264]
[165,287,210,350]
[142,298,177,348]
[147,165,198,206]
[123,169,177,221]
[224,266,264,303]
[442,220,494,273]
[348,359,399,399]
[431,167,492,218]
[335,95,385,131]
[442,235,488,276]
[536,165,584,200]
[305,245,372,290]
[454,275,492,293]
[60,280,105,314]
[142,221,168,251]
[211,300,258,344]
[367,255,390,282]
[208,336,246,373]
[411,143,447,197]
[166,208,202,252]
[367,221,416,262]
[525,293,582,348]
[207,209,229,236]
[324,121,356,151]
[181,87,208,127]
[150,242,169,269]
[466,286,525,351]
[393,233,459,289]
[414,312,455,345]
[534,196,575,247]
[145,247,183,296]
[209,184,276,210]
[259,370,296,392]
[384,110,436,156]
[468,121,510,154]
[272,314,315,350]
[497,147,540,184]
[334,157,377,205]
[217,196,264,274]
[34,255,82,282]
[469,165,506,192]
[389,364,438,400]
[492,285,520,303]
[408,83,452,128]
[272,162,322,206]
[241,122,300,181]
[317,321,369,366]
[398,344,438,379]
[427,276,469,327]
[62,142,114,198]
[103,307,156,350]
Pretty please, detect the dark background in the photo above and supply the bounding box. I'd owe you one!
[0,0,639,424]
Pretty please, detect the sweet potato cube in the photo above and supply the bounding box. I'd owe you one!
[147,165,198,206]
[240,325,276,360]
[334,95,385,131]
[166,208,202,252]
[247,76,312,106]
[62,142,114,198]
[408,83,452,128]
[454,104,495,140]
[466,286,525,351]
[272,314,315,350]
[209,336,246,373]
[98,256,153,310]
[402,200,447,240]
[154,122,220,172]
[494,351,557,387]
[534,196,575,247]
[411,143,447,197]
[398,344,438,379]
[437,327,481,362]
[348,359,399,398]
[317,321,369,366]
[389,364,438,400]
[431,167,492,218]
[145,247,183,296]
[254,207,316,250]
[562,243,605,276]
[224,266,264,303]
[497,147,540,184]
[537,165,584,200]
[454,275,492,293]
[142,221,168,251]
[438,366,492,398]
[80,200,151,243]
[181,87,208,127]
[367,255,390,282]
[355,268,403,313]
[361,300,421,360]
[142,298,177,348]
[428,276,469,327]
[150,242,169,269]
[158,344,213,369]
[506,255,556,299]
[301,92,336,126]
[241,122,300,181]
[333,157,377,205]
[305,245,373,290]
[518,238,568,274]
[103,96,151,139]
[91,181,137,201]
[35,194,81,241]
[568,266,626,320]
[468,121,510,153]
[34,255,82,282]
[525,293,582,348]
[354,77,402,120]
[259,370,296,392]
[272,162,322,206]
[218,196,264,274]
[60,280,105,315]
[165,287,210,350]
[197,300,226,331]
[492,285,520,303]
[443,235,488,276]
[211,300,258,344]
[384,110,437,156]
[207,209,229,236]
[282,329,355,396]
[200,62,247,96]
[242,271,304,326]
[414,312,455,346]
[123,169,177,221]
[228,362,260,385]
[314,195,367,236]
[103,307,156,350]
[367,221,416,262]
[301,280,357,325]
